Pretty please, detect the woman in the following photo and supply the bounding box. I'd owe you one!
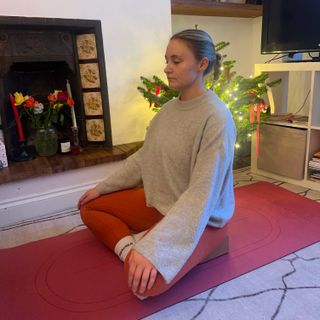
[78,29,236,298]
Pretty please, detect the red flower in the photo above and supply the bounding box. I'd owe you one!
[57,91,68,101]
[47,93,57,103]
[24,97,37,108]
[155,86,161,96]
[67,97,74,107]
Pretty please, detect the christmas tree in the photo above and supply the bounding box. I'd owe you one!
[137,41,281,154]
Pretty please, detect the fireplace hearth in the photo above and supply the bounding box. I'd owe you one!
[0,16,112,160]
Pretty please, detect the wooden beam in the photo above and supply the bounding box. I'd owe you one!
[171,1,263,18]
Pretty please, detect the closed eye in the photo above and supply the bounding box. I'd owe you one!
[165,59,182,65]
[165,55,183,65]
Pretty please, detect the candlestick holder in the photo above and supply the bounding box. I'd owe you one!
[12,139,35,162]
[70,126,81,155]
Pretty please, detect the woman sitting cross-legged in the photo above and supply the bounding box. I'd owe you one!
[78,29,236,299]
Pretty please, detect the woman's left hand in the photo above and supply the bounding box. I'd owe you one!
[127,249,158,294]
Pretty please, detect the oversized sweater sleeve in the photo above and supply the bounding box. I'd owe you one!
[95,147,143,194]
[134,115,235,283]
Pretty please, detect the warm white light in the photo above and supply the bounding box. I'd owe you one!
[235,143,240,149]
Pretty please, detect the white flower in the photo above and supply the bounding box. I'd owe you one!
[33,102,44,114]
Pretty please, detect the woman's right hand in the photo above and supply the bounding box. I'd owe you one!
[77,188,101,209]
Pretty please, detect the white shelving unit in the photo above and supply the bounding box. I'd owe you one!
[251,62,320,191]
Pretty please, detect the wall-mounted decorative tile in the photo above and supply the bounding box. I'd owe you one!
[76,34,97,60]
[79,63,100,89]
[86,119,105,142]
[83,92,103,116]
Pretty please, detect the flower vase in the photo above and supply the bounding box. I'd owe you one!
[34,127,58,157]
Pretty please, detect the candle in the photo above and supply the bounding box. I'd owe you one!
[9,94,25,141]
[66,80,77,128]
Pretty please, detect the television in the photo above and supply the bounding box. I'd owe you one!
[261,0,320,55]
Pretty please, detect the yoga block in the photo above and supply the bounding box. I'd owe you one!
[201,235,229,264]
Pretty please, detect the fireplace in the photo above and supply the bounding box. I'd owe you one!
[0,16,112,160]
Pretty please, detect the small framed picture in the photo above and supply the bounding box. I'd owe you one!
[83,92,103,116]
[76,34,98,60]
[85,119,106,142]
[79,63,101,89]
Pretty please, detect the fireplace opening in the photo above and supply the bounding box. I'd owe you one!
[4,61,81,155]
[0,16,112,162]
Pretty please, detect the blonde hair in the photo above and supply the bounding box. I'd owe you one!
[171,29,221,79]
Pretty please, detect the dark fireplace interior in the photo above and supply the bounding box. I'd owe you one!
[5,61,77,147]
[0,16,112,160]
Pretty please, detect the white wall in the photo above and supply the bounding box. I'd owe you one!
[0,0,172,145]
[251,16,268,65]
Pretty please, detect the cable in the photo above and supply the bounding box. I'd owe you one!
[308,52,320,61]
[264,54,289,64]
[264,54,279,64]
[293,89,311,115]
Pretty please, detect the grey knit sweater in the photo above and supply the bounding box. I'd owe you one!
[96,90,236,283]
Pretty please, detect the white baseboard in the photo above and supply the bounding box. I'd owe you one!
[0,161,123,226]
[0,180,97,227]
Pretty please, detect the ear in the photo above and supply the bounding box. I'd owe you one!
[199,57,209,72]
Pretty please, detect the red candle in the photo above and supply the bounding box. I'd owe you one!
[9,94,25,141]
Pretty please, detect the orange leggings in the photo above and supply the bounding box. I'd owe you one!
[80,188,227,297]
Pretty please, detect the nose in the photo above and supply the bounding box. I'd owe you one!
[164,63,171,75]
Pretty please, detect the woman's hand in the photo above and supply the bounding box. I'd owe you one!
[127,249,158,294]
[77,188,101,209]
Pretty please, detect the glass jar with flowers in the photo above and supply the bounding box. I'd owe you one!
[13,91,74,157]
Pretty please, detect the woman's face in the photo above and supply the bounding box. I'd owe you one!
[164,39,205,92]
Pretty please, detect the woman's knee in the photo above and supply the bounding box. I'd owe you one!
[80,204,91,226]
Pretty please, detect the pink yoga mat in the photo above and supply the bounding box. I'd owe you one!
[1,182,320,320]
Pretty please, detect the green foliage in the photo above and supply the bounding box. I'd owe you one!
[137,41,281,150]
[137,76,177,112]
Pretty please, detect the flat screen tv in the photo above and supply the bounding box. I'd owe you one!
[261,0,320,55]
